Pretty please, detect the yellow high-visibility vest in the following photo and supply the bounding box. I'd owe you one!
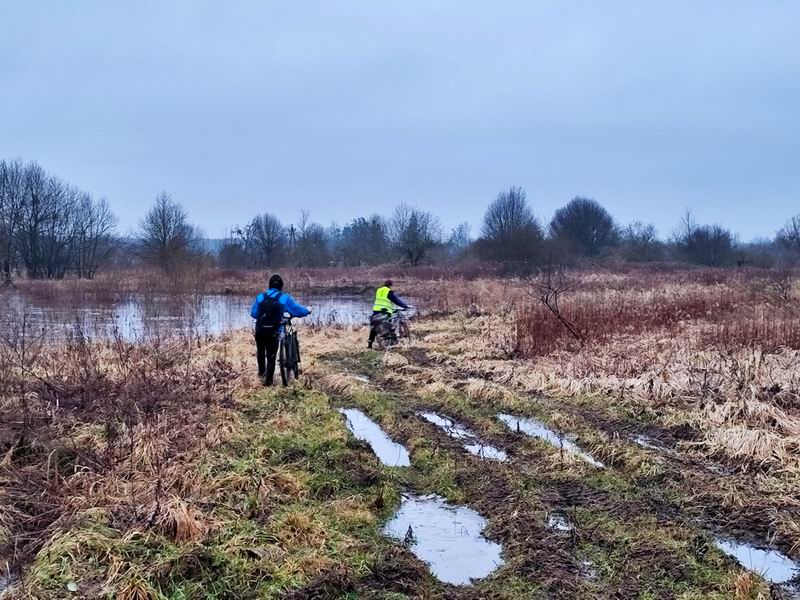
[372,286,395,314]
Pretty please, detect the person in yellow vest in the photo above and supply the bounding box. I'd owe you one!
[368,279,409,349]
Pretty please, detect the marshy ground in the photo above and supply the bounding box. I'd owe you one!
[2,268,800,599]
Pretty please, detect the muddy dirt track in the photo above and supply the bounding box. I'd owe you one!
[311,318,800,599]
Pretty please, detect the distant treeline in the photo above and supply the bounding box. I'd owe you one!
[3,160,800,280]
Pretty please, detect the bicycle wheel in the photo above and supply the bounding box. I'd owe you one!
[373,334,385,350]
[279,337,290,386]
[292,333,301,378]
[398,320,411,341]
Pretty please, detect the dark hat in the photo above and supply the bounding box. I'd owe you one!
[269,274,284,290]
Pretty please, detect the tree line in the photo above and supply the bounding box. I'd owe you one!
[0,159,117,282]
[3,159,800,280]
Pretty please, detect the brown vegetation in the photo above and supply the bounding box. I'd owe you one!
[2,265,799,597]
[0,325,238,579]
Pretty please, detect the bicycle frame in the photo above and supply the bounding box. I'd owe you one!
[376,308,410,347]
[278,314,301,385]
[387,312,406,335]
[280,315,295,341]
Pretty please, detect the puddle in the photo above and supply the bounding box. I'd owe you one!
[462,443,508,461]
[630,434,674,454]
[339,408,410,467]
[0,575,14,595]
[418,412,507,461]
[714,538,800,584]
[497,414,604,468]
[547,513,574,533]
[581,559,599,581]
[383,493,504,585]
[705,462,734,476]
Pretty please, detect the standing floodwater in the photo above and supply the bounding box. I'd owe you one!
[383,493,504,585]
[0,292,391,341]
[338,408,411,467]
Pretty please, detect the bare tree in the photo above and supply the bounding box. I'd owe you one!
[477,186,543,264]
[0,160,25,284]
[620,221,661,262]
[765,269,794,305]
[136,192,200,271]
[777,215,800,255]
[292,211,330,267]
[17,163,80,279]
[548,196,618,258]
[334,215,389,266]
[673,211,737,266]
[246,212,287,267]
[1,160,120,280]
[527,261,584,346]
[446,222,471,259]
[72,196,118,278]
[388,203,442,266]
[218,227,250,268]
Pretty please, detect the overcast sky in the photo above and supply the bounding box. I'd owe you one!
[2,1,799,241]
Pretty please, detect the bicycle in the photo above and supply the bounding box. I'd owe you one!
[278,315,301,386]
[374,308,411,349]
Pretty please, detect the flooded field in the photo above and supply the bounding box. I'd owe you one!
[383,493,504,586]
[0,291,384,340]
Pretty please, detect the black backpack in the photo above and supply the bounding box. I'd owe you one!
[256,292,284,333]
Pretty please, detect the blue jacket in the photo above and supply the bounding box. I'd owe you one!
[251,288,311,321]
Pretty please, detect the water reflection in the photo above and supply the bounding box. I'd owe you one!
[547,513,574,533]
[383,493,504,586]
[629,433,675,455]
[714,538,800,584]
[418,412,507,461]
[0,292,382,341]
[497,413,604,468]
[339,408,411,467]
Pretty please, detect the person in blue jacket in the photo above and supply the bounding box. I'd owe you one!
[250,274,311,385]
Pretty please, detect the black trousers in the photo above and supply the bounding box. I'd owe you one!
[255,330,280,384]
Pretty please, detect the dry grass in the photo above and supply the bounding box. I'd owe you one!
[3,265,799,597]
[461,378,515,403]
[0,326,238,585]
[731,571,769,599]
[158,496,208,543]
[516,274,800,357]
[420,270,800,474]
[315,372,368,399]
[420,381,455,398]
[381,352,409,369]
